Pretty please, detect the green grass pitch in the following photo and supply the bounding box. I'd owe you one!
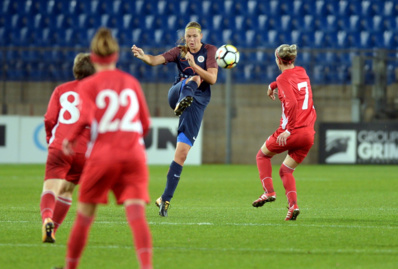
[0,164,397,269]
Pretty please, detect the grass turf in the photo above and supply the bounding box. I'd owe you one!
[0,164,397,269]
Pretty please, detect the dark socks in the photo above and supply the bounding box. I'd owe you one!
[162,161,183,202]
[179,80,198,102]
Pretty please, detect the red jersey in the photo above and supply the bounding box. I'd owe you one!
[66,69,151,162]
[276,66,316,132]
[44,80,90,153]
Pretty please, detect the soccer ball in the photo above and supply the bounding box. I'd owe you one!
[215,45,240,69]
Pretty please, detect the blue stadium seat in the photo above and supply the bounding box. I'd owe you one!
[27,62,46,81]
[6,60,25,81]
[222,29,232,44]
[230,31,247,48]
[11,14,30,29]
[362,0,383,17]
[268,0,282,16]
[47,0,69,15]
[89,0,112,15]
[229,0,247,15]
[300,0,316,16]
[280,15,292,32]
[116,29,131,47]
[267,16,280,31]
[383,1,396,17]
[299,15,313,32]
[140,1,157,16]
[233,15,245,31]
[34,14,51,30]
[296,51,312,66]
[1,0,11,14]
[290,16,304,31]
[118,0,135,15]
[78,14,101,29]
[101,14,123,29]
[341,0,361,16]
[383,17,397,31]
[68,0,90,16]
[323,15,338,33]
[299,31,315,48]
[184,1,203,17]
[212,15,223,31]
[0,28,6,46]
[383,31,398,49]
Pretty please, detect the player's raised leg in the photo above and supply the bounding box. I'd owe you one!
[174,76,200,116]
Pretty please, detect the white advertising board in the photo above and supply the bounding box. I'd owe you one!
[0,116,202,165]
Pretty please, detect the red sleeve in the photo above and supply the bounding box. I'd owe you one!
[134,79,151,137]
[277,77,297,131]
[65,83,92,143]
[269,81,277,90]
[44,87,60,144]
[161,47,180,64]
[205,44,218,69]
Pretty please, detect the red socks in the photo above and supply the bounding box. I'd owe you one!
[64,204,152,269]
[53,196,72,232]
[279,164,297,208]
[40,190,56,222]
[256,150,275,194]
[125,204,153,269]
[65,212,94,269]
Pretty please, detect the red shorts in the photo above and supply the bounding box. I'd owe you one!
[78,158,150,205]
[44,148,86,184]
[265,127,315,163]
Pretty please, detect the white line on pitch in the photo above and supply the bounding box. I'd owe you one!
[0,220,397,230]
[0,243,396,255]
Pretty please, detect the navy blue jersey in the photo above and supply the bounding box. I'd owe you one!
[162,43,218,92]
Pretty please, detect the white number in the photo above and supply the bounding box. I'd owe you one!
[59,91,80,124]
[297,82,309,110]
[96,89,142,133]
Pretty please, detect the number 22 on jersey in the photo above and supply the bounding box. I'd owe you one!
[96,89,142,134]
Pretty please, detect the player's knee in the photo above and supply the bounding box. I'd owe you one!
[189,76,201,86]
[279,164,294,177]
[175,153,188,165]
[256,149,271,161]
[58,182,76,197]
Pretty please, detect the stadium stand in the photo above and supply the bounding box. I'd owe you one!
[1,0,397,84]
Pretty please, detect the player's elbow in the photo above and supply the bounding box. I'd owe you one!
[208,76,217,85]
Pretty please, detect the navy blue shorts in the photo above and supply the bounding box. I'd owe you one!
[168,80,211,146]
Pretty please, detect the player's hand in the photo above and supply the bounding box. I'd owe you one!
[267,82,278,100]
[131,45,145,59]
[62,139,75,156]
[276,131,290,146]
[185,52,196,68]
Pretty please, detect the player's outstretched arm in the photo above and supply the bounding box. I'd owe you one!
[131,45,166,66]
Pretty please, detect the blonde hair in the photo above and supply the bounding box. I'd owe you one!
[178,22,202,58]
[90,27,119,57]
[73,53,95,80]
[275,44,297,65]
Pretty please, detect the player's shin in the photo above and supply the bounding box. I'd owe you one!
[256,150,275,194]
[279,164,297,207]
[162,161,183,202]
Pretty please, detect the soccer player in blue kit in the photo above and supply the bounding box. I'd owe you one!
[132,21,219,217]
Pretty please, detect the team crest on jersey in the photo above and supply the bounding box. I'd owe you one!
[198,56,205,63]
